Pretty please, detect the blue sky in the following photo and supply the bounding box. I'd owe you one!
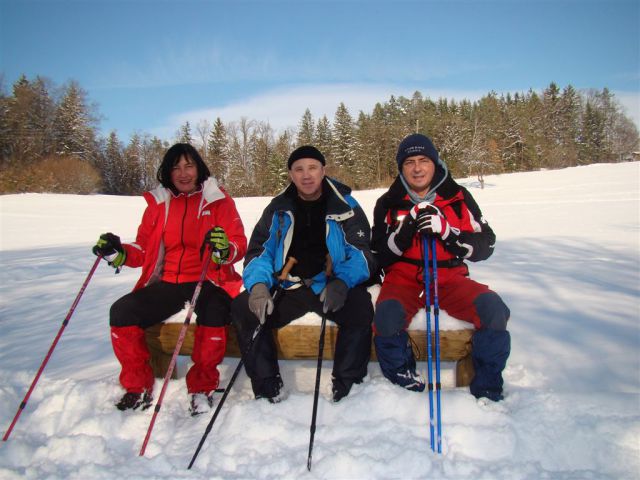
[1,0,639,141]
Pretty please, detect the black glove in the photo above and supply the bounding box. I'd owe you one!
[319,278,348,313]
[248,283,274,325]
[392,213,418,252]
[92,232,126,269]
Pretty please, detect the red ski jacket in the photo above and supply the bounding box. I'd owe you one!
[372,174,496,287]
[122,178,247,298]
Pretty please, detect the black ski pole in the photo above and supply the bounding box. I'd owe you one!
[3,255,102,441]
[188,256,298,470]
[307,255,332,471]
[188,326,260,469]
[306,312,327,471]
[139,249,212,456]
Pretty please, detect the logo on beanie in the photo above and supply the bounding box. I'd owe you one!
[404,145,426,156]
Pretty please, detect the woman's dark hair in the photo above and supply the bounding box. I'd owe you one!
[156,143,210,189]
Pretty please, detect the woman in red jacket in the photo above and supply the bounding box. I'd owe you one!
[93,143,247,414]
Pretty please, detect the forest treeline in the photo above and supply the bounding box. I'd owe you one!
[1,74,638,196]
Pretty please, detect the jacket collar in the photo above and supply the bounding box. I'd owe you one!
[275,177,353,219]
[383,172,461,208]
[148,177,225,207]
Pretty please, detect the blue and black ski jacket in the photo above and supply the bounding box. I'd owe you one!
[243,177,376,295]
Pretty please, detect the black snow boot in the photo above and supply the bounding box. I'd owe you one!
[189,391,215,416]
[116,391,153,411]
[254,374,286,404]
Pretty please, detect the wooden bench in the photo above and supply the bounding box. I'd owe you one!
[145,320,475,387]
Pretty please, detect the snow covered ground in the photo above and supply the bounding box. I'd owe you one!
[0,162,638,479]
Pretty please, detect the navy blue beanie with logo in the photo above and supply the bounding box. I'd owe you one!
[287,145,326,170]
[396,133,439,170]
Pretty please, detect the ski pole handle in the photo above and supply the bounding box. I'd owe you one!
[272,256,297,303]
[276,256,298,281]
[324,254,333,278]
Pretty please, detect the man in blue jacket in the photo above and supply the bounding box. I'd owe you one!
[231,145,376,403]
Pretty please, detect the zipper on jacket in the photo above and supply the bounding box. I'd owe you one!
[176,196,188,282]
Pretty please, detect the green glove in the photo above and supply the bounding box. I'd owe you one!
[92,232,126,270]
[205,227,230,264]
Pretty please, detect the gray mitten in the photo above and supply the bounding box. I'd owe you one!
[248,283,274,325]
[319,278,348,313]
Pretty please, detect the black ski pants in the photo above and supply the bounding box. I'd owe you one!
[231,284,373,397]
[110,281,231,328]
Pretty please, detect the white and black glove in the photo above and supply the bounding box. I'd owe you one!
[414,202,470,257]
[248,283,273,325]
[319,278,348,313]
[393,202,443,251]
[414,203,455,240]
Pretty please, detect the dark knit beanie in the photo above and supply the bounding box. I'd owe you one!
[287,145,326,170]
[396,133,439,170]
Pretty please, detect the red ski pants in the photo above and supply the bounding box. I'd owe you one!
[110,325,226,393]
[109,281,231,393]
[374,267,493,334]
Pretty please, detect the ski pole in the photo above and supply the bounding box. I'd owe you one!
[307,255,332,471]
[3,255,102,441]
[422,235,435,452]
[139,249,212,456]
[306,311,327,472]
[430,235,442,453]
[188,256,298,469]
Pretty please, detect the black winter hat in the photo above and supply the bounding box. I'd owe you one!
[396,133,439,170]
[287,145,326,170]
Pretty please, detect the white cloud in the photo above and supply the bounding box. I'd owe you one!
[150,84,640,141]
[150,83,487,140]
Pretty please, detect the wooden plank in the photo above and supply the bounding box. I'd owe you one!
[144,322,475,386]
[145,323,472,360]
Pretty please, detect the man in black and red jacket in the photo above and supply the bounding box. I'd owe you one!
[371,133,510,401]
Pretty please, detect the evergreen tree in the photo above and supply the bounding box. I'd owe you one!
[0,76,9,163]
[208,117,229,185]
[331,102,355,179]
[368,102,391,184]
[123,134,145,194]
[141,135,167,190]
[315,115,333,165]
[580,100,607,163]
[541,82,566,168]
[383,95,407,177]
[53,80,98,161]
[102,131,123,194]
[225,118,255,196]
[266,129,293,194]
[250,121,274,195]
[5,75,56,164]
[353,111,376,188]
[590,88,639,162]
[558,85,582,167]
[177,121,194,144]
[296,108,315,146]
